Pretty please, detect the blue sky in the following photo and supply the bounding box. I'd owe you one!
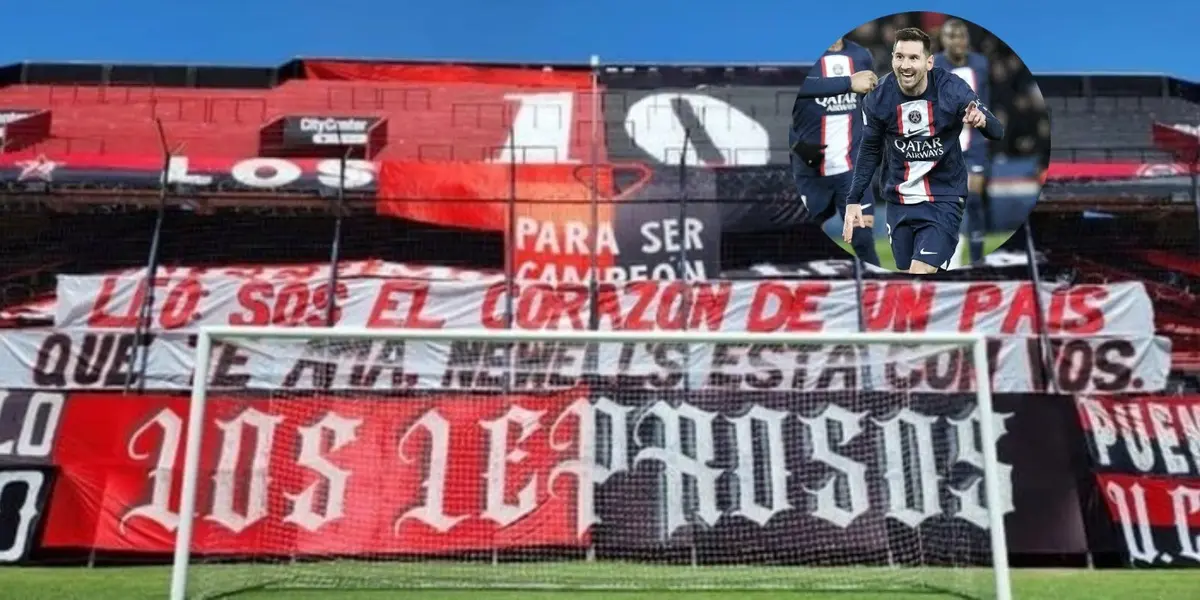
[6,0,1198,81]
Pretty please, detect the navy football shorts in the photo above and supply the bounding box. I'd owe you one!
[792,166,877,222]
[886,198,964,271]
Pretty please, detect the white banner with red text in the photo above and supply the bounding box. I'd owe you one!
[56,275,1155,335]
[0,328,1171,394]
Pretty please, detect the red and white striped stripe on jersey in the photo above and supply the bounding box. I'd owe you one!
[818,54,854,176]
[894,99,936,204]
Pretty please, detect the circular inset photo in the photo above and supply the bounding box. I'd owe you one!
[791,12,1050,274]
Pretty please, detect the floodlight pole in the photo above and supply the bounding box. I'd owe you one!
[505,126,518,329]
[677,127,692,282]
[676,128,694,359]
[587,54,601,331]
[852,254,867,333]
[324,146,352,327]
[127,119,172,395]
[1022,221,1059,394]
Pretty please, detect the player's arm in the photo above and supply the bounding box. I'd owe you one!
[796,75,852,99]
[961,85,1004,140]
[796,68,878,100]
[969,99,1004,140]
[846,105,884,205]
[841,105,883,242]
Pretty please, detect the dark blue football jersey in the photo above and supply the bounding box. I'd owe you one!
[790,40,875,178]
[846,67,1004,206]
[934,51,991,170]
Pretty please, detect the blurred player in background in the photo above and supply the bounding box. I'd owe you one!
[842,28,1004,274]
[790,38,882,266]
[935,18,991,264]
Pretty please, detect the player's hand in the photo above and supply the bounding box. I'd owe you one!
[850,71,878,95]
[842,203,865,243]
[963,101,987,129]
[791,140,826,169]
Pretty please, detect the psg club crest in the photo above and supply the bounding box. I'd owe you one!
[907,110,922,124]
[833,65,845,75]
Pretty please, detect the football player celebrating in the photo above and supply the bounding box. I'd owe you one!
[842,28,1004,274]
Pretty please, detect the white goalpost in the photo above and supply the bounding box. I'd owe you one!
[169,326,1013,600]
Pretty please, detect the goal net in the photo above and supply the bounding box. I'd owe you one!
[170,327,1012,600]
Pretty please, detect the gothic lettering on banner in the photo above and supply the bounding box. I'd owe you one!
[1076,395,1200,565]
[40,390,1025,559]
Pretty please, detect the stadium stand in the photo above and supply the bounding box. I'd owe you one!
[0,46,1197,598]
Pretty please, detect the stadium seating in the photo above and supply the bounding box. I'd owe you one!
[2,62,1194,170]
[0,76,578,161]
[1048,96,1200,161]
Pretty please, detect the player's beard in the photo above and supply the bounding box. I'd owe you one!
[896,68,925,94]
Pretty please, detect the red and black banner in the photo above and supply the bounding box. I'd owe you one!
[43,391,586,555]
[0,390,64,563]
[15,387,1089,562]
[1076,395,1200,565]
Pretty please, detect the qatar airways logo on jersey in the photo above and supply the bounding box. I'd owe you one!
[815,93,858,113]
[894,137,945,161]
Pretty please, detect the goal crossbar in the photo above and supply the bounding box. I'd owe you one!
[170,326,1012,600]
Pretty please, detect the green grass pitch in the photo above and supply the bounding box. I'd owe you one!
[0,562,1194,600]
[833,231,1015,271]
